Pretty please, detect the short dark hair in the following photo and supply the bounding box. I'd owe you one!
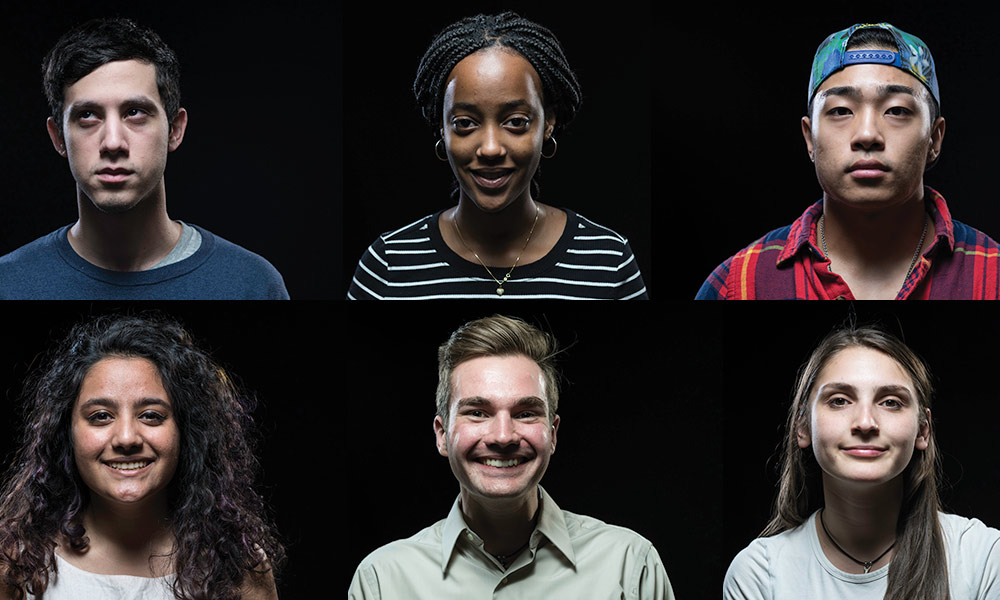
[42,17,182,133]
[413,12,582,135]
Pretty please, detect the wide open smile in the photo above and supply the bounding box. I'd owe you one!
[476,456,530,468]
[102,459,153,472]
[469,168,515,190]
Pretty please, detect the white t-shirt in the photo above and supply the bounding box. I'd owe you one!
[27,554,176,600]
[724,511,1000,600]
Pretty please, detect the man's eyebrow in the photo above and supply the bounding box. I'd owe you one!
[67,96,160,114]
[455,396,548,411]
[821,84,917,101]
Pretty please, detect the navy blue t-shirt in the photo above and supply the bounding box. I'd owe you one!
[0,225,289,299]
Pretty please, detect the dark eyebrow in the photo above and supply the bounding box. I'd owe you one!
[449,99,532,115]
[821,84,917,101]
[68,96,160,115]
[79,397,171,411]
[818,382,914,398]
[455,396,548,411]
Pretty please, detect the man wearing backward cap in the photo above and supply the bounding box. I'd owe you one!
[697,23,1000,300]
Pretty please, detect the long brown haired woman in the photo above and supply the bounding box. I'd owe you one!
[724,325,1000,600]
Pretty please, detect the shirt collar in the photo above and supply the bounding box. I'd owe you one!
[776,186,956,266]
[438,485,577,575]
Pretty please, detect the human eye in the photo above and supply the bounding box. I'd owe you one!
[503,115,531,132]
[826,395,850,408]
[139,409,168,424]
[826,106,853,118]
[85,410,113,424]
[451,116,478,134]
[885,106,913,117]
[880,397,904,409]
[72,109,101,127]
[125,107,149,120]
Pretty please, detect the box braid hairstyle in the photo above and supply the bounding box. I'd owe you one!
[413,12,582,200]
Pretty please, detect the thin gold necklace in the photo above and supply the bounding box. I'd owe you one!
[453,203,539,297]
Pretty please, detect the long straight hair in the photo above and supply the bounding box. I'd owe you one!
[762,325,948,600]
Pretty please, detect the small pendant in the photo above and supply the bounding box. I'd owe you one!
[863,562,873,573]
[497,287,504,296]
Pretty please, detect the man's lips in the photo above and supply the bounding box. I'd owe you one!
[96,167,134,183]
[474,455,531,468]
[847,160,890,178]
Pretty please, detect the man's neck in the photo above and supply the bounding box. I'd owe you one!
[69,183,182,272]
[820,191,934,299]
[460,488,539,557]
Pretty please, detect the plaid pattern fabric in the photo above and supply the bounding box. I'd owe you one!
[696,188,1000,300]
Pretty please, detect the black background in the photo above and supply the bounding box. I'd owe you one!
[2,2,1000,599]
[0,0,342,299]
[342,1,653,298]
[723,302,1000,589]
[344,302,722,600]
[673,3,1000,298]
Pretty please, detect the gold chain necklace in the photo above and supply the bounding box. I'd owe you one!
[819,213,928,290]
[453,204,539,296]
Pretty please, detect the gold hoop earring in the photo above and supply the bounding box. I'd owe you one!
[541,136,557,159]
[434,139,449,162]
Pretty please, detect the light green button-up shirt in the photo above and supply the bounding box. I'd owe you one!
[350,486,674,599]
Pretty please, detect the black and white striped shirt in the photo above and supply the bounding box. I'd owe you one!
[348,209,647,300]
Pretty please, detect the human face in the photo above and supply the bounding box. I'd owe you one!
[797,346,930,488]
[802,63,945,210]
[434,355,558,507]
[46,59,187,214]
[72,357,180,508]
[441,47,555,213]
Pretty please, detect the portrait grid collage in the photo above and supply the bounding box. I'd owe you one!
[0,2,998,599]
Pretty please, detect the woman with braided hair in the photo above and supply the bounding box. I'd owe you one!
[347,12,648,300]
[0,313,283,599]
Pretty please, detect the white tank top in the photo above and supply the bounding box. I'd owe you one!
[28,554,176,599]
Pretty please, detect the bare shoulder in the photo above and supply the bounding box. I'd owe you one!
[240,566,278,600]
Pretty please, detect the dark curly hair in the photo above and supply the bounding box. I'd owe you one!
[42,17,183,133]
[0,313,284,600]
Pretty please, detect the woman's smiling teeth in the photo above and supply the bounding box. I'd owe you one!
[105,460,150,471]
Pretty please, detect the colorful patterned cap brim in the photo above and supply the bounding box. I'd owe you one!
[808,23,939,109]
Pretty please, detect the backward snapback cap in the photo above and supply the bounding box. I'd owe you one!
[808,23,939,109]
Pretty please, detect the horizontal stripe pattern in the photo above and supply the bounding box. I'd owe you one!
[349,209,648,300]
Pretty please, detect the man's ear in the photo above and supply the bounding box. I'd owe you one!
[801,116,815,163]
[434,415,448,457]
[46,117,66,157]
[168,108,188,151]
